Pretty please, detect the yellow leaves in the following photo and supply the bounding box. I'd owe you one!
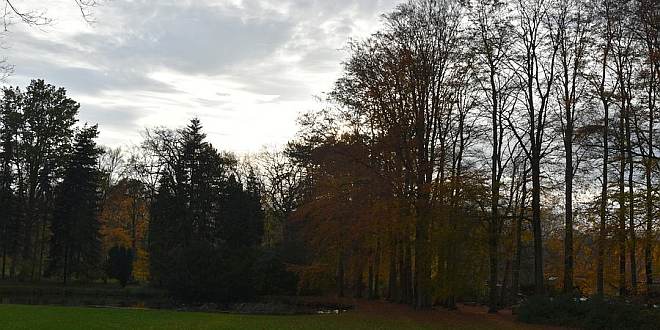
[99,179,150,276]
[132,249,150,282]
[288,263,334,294]
[100,227,131,251]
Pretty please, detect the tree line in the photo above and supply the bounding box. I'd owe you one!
[0,0,659,312]
[279,0,660,312]
[0,80,293,301]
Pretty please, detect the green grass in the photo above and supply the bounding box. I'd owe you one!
[0,304,462,330]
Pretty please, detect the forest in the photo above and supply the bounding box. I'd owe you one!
[0,0,660,325]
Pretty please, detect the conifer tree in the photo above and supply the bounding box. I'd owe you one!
[49,125,102,284]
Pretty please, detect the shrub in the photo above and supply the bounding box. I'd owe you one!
[156,242,258,303]
[518,295,660,330]
[253,248,298,296]
[106,246,134,287]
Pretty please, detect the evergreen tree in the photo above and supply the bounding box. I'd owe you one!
[220,171,264,249]
[147,118,265,302]
[0,87,21,279]
[49,125,102,284]
[148,173,183,287]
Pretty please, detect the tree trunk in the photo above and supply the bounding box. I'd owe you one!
[513,180,525,300]
[397,239,405,303]
[402,240,413,305]
[531,153,544,295]
[388,237,397,301]
[644,33,656,296]
[564,122,574,294]
[489,73,501,312]
[374,238,380,299]
[645,147,654,295]
[488,219,499,312]
[337,250,344,297]
[619,112,627,297]
[598,100,610,296]
[1,241,6,280]
[9,251,16,280]
[626,110,637,295]
[37,211,48,281]
[368,249,375,300]
[500,259,511,306]
[63,244,69,286]
[628,166,637,296]
[446,230,457,310]
[354,258,364,298]
[414,211,431,309]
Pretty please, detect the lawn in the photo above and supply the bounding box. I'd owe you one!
[0,302,560,330]
[0,304,425,330]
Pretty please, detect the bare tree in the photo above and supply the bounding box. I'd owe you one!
[508,0,559,295]
[588,0,617,296]
[256,148,306,247]
[550,0,591,294]
[610,0,638,295]
[468,0,518,312]
[2,0,99,27]
[0,0,101,78]
[633,0,659,296]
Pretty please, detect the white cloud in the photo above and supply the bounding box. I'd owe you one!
[3,0,400,153]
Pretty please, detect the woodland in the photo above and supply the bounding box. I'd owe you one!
[1,0,660,326]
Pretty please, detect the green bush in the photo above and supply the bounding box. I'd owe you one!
[518,295,660,330]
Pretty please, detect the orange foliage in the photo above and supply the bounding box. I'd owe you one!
[99,179,150,282]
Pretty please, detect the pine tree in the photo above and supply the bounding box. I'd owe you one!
[0,87,21,279]
[49,125,102,284]
[220,172,264,249]
[147,118,265,302]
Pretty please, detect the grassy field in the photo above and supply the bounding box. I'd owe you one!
[0,302,561,330]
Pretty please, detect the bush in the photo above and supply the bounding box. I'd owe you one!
[106,246,134,287]
[253,248,298,296]
[155,242,258,303]
[518,295,660,330]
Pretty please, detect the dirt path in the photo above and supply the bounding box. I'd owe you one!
[340,298,565,329]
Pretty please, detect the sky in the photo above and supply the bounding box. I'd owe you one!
[3,0,400,153]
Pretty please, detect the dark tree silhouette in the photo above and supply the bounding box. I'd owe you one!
[49,125,103,284]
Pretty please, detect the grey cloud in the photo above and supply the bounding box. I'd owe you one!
[72,1,295,75]
[78,104,143,131]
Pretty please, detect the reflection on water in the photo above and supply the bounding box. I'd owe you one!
[1,294,175,309]
[0,288,353,315]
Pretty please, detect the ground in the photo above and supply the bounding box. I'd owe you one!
[0,299,564,329]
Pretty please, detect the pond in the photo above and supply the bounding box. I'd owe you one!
[0,283,352,315]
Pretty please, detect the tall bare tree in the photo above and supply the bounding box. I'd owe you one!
[509,0,559,294]
[468,0,517,311]
[550,0,591,293]
[633,0,659,296]
[610,0,638,295]
[589,0,617,296]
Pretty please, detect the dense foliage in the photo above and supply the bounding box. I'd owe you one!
[518,295,660,329]
[106,246,133,287]
[48,125,103,284]
[147,119,265,302]
[0,80,81,281]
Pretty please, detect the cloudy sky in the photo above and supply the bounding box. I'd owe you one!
[4,0,400,153]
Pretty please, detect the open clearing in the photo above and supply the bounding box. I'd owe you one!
[0,300,563,329]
